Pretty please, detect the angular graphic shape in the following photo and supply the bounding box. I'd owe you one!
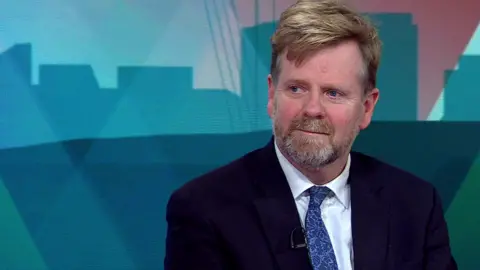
[445,152,480,270]
[0,159,76,235]
[0,177,48,270]
[35,64,122,141]
[368,13,418,121]
[33,171,136,269]
[82,161,180,269]
[0,44,57,149]
[428,22,480,121]
[240,22,275,130]
[352,121,480,209]
[464,23,480,56]
[442,56,480,121]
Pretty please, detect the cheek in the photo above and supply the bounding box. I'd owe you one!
[328,106,361,131]
[274,99,301,122]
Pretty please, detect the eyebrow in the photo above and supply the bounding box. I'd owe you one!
[283,78,348,92]
[320,83,347,92]
[282,78,311,88]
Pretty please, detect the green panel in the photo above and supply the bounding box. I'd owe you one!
[0,177,48,270]
[446,152,480,270]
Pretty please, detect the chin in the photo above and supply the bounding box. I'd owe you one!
[291,148,338,169]
[292,133,329,147]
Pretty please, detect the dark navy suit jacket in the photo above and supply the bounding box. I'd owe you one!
[164,137,457,270]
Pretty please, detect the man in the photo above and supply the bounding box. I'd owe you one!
[164,0,457,269]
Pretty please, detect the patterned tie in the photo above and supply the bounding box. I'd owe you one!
[305,186,339,270]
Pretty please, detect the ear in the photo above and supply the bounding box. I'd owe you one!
[359,88,379,130]
[267,74,276,119]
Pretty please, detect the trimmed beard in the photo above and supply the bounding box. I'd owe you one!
[272,105,359,171]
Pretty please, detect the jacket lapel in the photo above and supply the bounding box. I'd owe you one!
[252,138,312,270]
[350,152,390,270]
[250,141,391,270]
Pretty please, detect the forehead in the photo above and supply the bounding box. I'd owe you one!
[278,41,364,90]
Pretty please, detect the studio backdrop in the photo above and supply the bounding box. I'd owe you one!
[0,0,479,269]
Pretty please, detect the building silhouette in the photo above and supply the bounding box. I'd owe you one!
[368,13,418,121]
[240,21,277,130]
[0,44,58,148]
[0,13,423,148]
[239,14,420,124]
[442,55,480,121]
[35,64,121,139]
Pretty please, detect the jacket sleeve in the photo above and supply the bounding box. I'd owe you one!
[424,187,457,270]
[164,189,228,270]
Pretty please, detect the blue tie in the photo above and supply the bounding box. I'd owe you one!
[305,186,339,270]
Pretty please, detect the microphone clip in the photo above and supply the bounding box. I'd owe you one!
[290,226,307,249]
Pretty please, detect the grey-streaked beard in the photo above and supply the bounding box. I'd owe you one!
[273,116,357,171]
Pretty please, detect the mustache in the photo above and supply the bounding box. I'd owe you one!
[290,117,332,134]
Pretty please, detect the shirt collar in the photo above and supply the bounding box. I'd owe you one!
[274,141,351,209]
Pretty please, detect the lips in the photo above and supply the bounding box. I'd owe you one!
[297,129,328,135]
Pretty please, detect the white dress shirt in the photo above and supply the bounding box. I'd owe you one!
[274,142,353,270]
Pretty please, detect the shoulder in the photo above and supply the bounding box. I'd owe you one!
[351,151,437,204]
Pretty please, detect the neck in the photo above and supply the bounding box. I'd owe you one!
[286,152,349,186]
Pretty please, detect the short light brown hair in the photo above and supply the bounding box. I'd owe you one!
[270,0,382,94]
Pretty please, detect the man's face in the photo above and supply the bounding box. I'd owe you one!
[267,40,379,170]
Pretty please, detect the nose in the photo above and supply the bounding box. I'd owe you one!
[304,91,326,117]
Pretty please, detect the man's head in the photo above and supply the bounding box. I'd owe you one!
[267,0,381,171]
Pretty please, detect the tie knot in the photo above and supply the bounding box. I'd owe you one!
[309,186,332,204]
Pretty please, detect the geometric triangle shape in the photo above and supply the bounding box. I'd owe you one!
[91,92,152,139]
[83,92,159,164]
[35,64,123,142]
[0,44,58,149]
[122,66,194,135]
[82,160,179,268]
[464,23,480,56]
[32,171,136,269]
[428,23,480,120]
[0,142,77,235]
[352,121,480,209]
[0,176,48,270]
[441,55,480,121]
[61,138,94,167]
[444,69,455,87]
[445,151,480,270]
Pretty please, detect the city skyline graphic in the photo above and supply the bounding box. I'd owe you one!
[2,13,478,150]
[1,0,479,119]
[0,1,479,269]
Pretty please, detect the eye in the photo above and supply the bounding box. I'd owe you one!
[288,85,303,93]
[326,89,340,97]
